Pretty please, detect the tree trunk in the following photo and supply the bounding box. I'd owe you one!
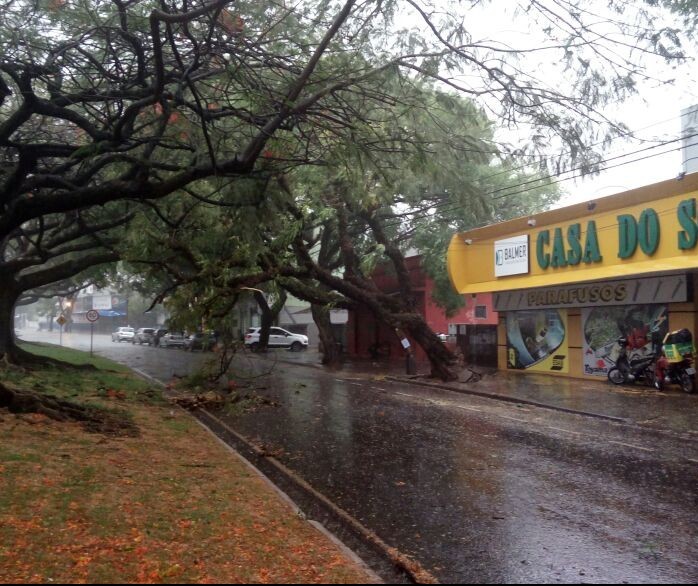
[253,290,287,352]
[304,262,459,380]
[312,303,342,368]
[0,287,82,368]
[0,287,20,363]
[403,315,458,381]
[254,291,273,352]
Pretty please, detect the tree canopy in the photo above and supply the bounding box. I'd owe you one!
[1,0,691,372]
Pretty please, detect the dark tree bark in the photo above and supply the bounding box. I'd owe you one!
[0,382,138,436]
[253,289,287,352]
[290,201,459,381]
[312,303,342,368]
[0,250,118,366]
[360,207,459,381]
[0,285,19,363]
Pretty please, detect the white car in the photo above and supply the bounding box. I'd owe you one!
[111,327,135,342]
[244,327,308,352]
[159,332,187,348]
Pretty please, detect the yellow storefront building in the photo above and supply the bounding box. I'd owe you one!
[447,174,698,379]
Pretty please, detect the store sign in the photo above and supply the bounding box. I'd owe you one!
[92,295,112,310]
[448,176,698,295]
[493,275,687,311]
[535,209,662,270]
[534,200,696,270]
[494,235,529,277]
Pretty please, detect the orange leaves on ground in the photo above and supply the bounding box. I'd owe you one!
[0,402,373,584]
[106,388,126,400]
[1,516,43,532]
[256,567,273,583]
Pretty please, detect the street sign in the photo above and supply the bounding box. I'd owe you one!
[86,309,100,323]
[56,315,67,327]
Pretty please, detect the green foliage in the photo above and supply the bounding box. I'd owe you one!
[9,0,682,338]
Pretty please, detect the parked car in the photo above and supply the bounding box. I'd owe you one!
[184,331,218,352]
[244,327,308,352]
[159,332,187,348]
[132,328,156,345]
[153,328,168,346]
[111,327,135,342]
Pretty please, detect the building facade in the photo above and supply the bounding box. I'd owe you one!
[448,174,698,379]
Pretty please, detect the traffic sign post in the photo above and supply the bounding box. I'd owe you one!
[56,315,67,346]
[86,310,100,356]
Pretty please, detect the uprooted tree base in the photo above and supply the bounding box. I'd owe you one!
[0,382,139,436]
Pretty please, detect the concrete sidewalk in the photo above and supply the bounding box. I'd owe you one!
[247,348,698,437]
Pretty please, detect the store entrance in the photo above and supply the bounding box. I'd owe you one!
[459,325,498,368]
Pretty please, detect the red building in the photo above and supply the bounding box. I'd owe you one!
[346,255,498,365]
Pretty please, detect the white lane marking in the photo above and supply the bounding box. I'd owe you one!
[370,386,386,392]
[545,426,583,435]
[455,405,482,412]
[608,440,653,453]
[498,415,528,423]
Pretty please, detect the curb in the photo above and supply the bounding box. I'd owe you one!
[198,409,437,584]
[385,376,629,423]
[130,366,394,584]
[242,355,630,424]
[195,416,385,584]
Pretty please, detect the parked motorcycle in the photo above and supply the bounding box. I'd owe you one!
[607,337,656,386]
[655,353,696,393]
[655,328,696,394]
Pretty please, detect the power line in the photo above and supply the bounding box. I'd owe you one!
[470,105,698,185]
[384,131,698,230]
[382,123,698,232]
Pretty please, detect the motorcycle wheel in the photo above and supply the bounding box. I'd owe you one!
[607,367,626,385]
[643,368,656,388]
[680,372,695,394]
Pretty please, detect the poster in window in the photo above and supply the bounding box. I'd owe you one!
[506,309,568,373]
[582,305,668,376]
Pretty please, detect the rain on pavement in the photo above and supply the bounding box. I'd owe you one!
[20,330,698,584]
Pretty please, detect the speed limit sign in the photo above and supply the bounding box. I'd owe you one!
[86,309,100,323]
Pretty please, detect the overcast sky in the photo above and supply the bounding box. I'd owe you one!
[558,82,698,207]
[422,1,698,209]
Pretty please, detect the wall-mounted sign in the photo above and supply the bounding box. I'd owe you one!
[494,235,529,277]
[447,176,698,294]
[92,295,113,310]
[493,274,687,311]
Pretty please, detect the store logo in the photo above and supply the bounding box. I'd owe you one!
[494,235,529,277]
[551,355,566,371]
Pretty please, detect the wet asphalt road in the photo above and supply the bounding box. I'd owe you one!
[22,332,698,583]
